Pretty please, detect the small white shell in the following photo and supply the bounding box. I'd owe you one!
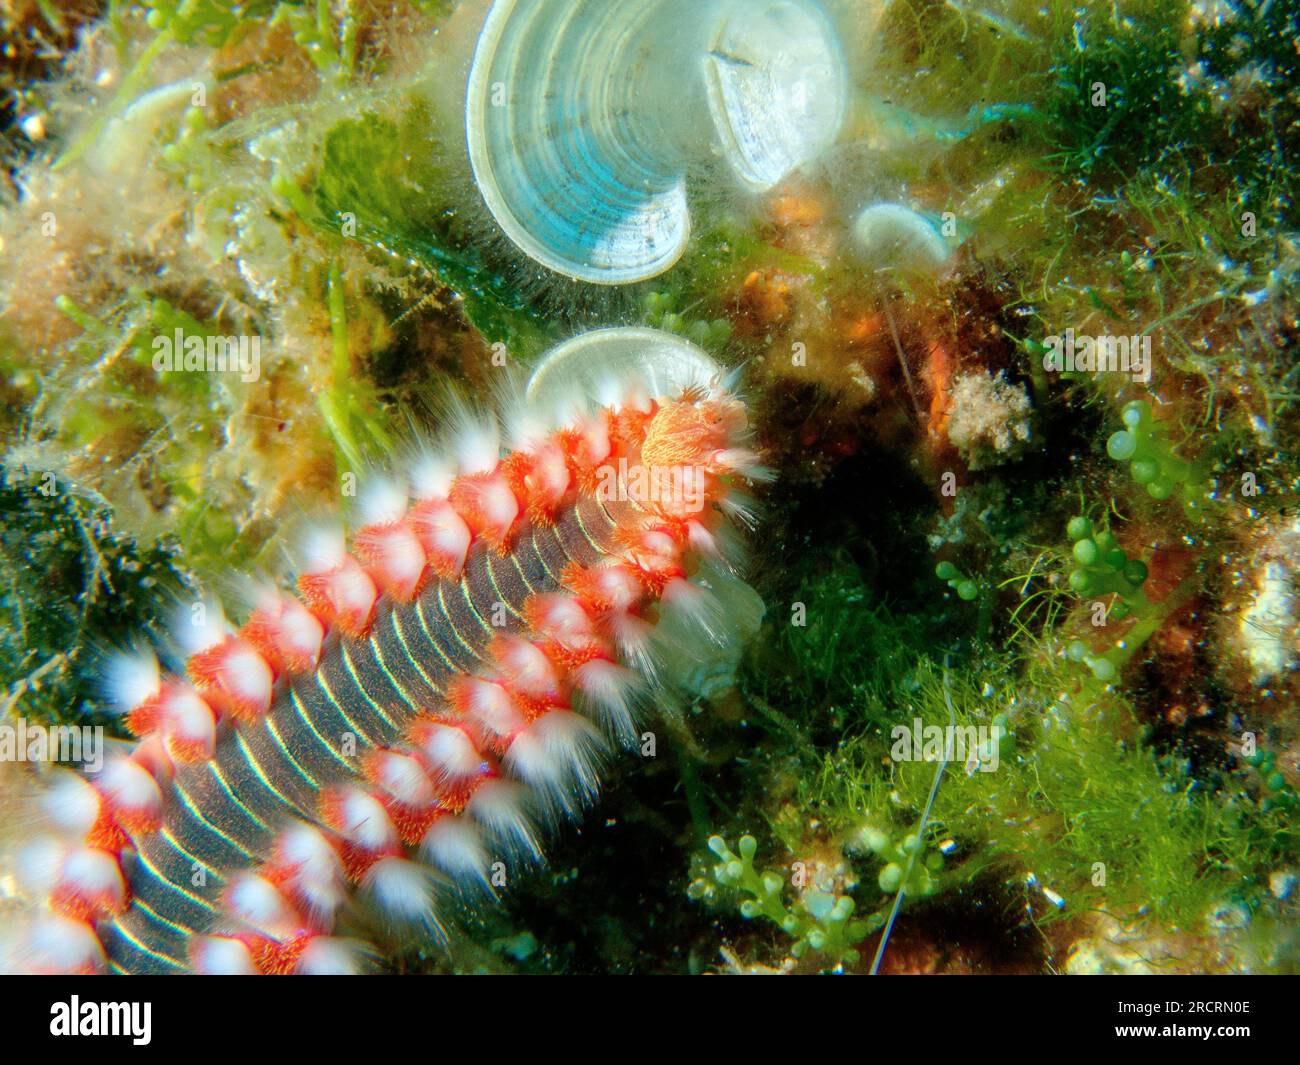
[851,203,955,272]
[466,0,847,284]
[525,327,723,413]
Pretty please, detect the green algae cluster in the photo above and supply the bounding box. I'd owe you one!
[0,0,1296,974]
[0,472,192,731]
[716,550,1297,972]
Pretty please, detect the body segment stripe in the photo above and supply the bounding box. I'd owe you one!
[412,596,466,675]
[233,729,312,820]
[130,893,195,939]
[171,777,259,862]
[296,669,377,754]
[106,918,187,973]
[205,757,271,833]
[337,642,404,732]
[267,705,336,784]
[436,582,487,664]
[129,840,218,920]
[367,633,423,713]
[388,608,445,697]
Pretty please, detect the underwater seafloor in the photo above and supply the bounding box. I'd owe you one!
[0,0,1296,976]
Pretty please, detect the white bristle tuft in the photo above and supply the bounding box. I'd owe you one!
[224,873,297,936]
[407,450,456,501]
[704,519,748,576]
[328,788,396,850]
[276,822,345,922]
[661,577,726,644]
[373,751,434,807]
[686,519,721,559]
[165,686,216,755]
[452,418,501,475]
[224,645,274,701]
[421,817,492,892]
[247,580,283,613]
[718,491,760,531]
[39,770,102,837]
[420,723,487,782]
[295,936,365,975]
[536,392,585,437]
[595,372,650,411]
[103,648,160,712]
[502,390,558,450]
[462,678,526,741]
[495,636,559,696]
[573,659,641,745]
[356,475,410,527]
[362,857,441,935]
[713,447,774,481]
[333,563,379,611]
[60,846,124,901]
[503,710,604,812]
[173,599,231,655]
[593,376,625,410]
[281,600,324,651]
[605,610,660,684]
[191,935,258,975]
[14,913,105,974]
[467,780,542,863]
[93,756,162,815]
[589,565,642,611]
[300,525,347,573]
[529,593,594,642]
[16,837,65,896]
[278,821,339,877]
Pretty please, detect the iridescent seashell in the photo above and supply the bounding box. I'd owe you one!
[526,326,722,412]
[466,0,848,284]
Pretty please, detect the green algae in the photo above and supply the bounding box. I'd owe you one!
[0,472,191,733]
[733,556,1298,960]
[310,107,554,354]
[691,833,882,970]
[1042,1,1208,180]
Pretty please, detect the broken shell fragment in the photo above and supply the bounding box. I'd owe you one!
[466,0,848,284]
